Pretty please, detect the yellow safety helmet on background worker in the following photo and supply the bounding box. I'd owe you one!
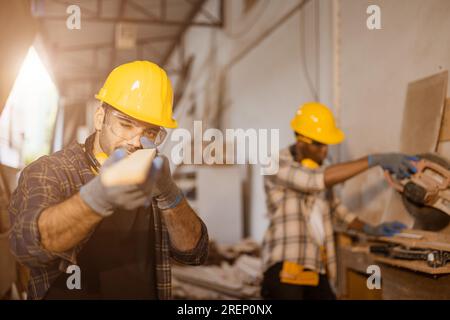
[95,60,177,129]
[290,102,345,145]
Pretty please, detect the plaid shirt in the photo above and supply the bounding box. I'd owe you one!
[262,145,356,285]
[8,140,208,300]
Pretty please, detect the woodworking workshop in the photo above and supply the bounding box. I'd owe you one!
[0,0,450,303]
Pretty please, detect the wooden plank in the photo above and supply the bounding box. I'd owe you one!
[400,70,448,154]
[378,229,450,252]
[439,98,450,141]
[101,149,156,186]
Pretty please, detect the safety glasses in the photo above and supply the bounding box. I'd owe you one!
[104,107,167,146]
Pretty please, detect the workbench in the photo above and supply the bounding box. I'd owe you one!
[336,231,450,299]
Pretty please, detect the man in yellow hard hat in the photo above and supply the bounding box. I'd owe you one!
[261,102,417,300]
[8,61,208,299]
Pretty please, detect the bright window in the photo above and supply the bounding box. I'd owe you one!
[0,47,59,168]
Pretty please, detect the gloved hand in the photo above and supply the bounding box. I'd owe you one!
[141,137,184,210]
[363,221,407,237]
[368,153,419,179]
[80,148,156,217]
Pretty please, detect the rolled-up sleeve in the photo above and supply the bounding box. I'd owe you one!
[169,220,209,265]
[8,159,77,268]
[331,198,357,226]
[275,162,325,193]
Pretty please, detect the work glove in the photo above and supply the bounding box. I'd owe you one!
[368,153,419,179]
[141,137,184,210]
[363,221,407,237]
[79,148,157,217]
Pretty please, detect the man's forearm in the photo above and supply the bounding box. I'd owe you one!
[324,157,369,188]
[162,198,202,251]
[38,193,102,253]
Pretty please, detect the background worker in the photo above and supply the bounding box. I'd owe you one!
[8,61,208,300]
[261,102,416,300]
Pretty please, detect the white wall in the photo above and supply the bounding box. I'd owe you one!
[197,166,243,244]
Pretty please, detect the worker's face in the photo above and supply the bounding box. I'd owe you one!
[94,106,166,155]
[296,138,328,165]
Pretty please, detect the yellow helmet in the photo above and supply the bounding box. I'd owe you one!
[95,60,177,128]
[290,102,345,145]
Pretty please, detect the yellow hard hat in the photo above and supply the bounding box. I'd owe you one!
[95,60,177,128]
[290,102,345,145]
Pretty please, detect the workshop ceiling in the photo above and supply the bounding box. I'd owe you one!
[33,0,220,101]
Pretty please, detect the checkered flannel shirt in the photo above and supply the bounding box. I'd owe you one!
[8,140,208,300]
[262,145,357,285]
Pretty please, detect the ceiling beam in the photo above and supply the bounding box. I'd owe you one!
[97,0,102,18]
[161,0,167,20]
[56,35,175,52]
[127,0,159,20]
[109,0,128,69]
[58,66,183,84]
[161,0,210,67]
[37,15,222,27]
[185,0,220,23]
[48,0,98,16]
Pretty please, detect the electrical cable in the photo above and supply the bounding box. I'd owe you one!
[300,0,319,101]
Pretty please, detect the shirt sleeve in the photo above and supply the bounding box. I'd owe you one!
[330,198,357,226]
[8,158,78,268]
[274,161,326,193]
[169,220,209,266]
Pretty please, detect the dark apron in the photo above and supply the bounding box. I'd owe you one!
[44,207,157,299]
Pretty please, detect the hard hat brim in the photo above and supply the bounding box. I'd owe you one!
[292,125,345,145]
[319,129,345,145]
[95,94,178,129]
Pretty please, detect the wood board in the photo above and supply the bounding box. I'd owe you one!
[400,70,448,154]
[439,98,450,142]
[101,149,156,186]
[378,229,450,252]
